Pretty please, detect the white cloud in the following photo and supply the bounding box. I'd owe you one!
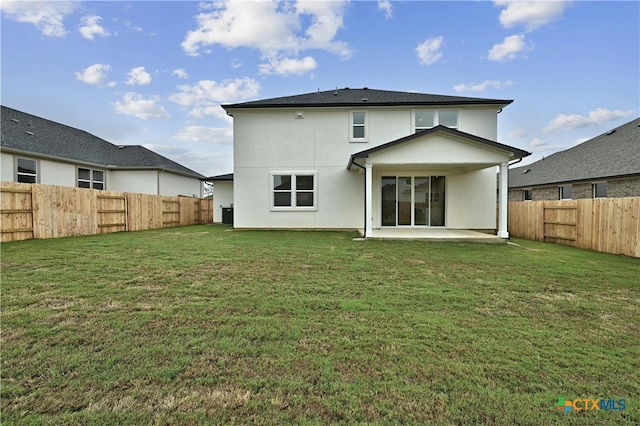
[169,77,260,117]
[573,137,590,146]
[79,15,109,40]
[181,0,351,60]
[494,0,570,32]
[0,1,78,37]
[125,67,152,86]
[378,0,393,19]
[507,128,528,139]
[173,126,233,144]
[416,36,443,65]
[173,68,189,79]
[113,92,170,120]
[74,63,111,85]
[544,108,636,132]
[488,34,526,62]
[529,137,546,147]
[259,56,317,75]
[454,80,512,93]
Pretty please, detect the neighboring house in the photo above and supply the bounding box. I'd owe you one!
[206,173,234,224]
[221,87,530,238]
[509,118,640,201]
[1,106,204,196]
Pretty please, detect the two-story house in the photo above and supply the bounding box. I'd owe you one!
[221,88,529,238]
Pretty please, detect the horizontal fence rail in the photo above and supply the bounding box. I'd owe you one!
[1,182,213,242]
[508,198,640,258]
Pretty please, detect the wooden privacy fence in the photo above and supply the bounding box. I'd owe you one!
[508,198,640,257]
[1,182,213,242]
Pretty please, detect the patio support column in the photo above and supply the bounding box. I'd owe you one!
[498,161,509,238]
[365,163,373,237]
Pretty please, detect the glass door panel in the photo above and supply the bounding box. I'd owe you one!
[397,177,412,225]
[430,176,446,226]
[381,176,396,226]
[414,177,429,225]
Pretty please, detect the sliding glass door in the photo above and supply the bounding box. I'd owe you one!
[381,176,445,227]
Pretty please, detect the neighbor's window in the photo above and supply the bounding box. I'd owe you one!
[523,189,532,201]
[414,110,458,132]
[17,157,38,183]
[350,111,367,141]
[559,185,573,200]
[593,182,607,198]
[272,173,316,209]
[78,167,105,190]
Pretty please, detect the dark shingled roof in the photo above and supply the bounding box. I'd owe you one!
[1,105,204,178]
[205,173,233,181]
[509,118,640,188]
[349,125,530,169]
[222,87,513,110]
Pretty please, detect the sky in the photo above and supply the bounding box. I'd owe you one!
[1,0,638,177]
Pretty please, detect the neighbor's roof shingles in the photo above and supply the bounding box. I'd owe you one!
[1,105,204,178]
[509,118,640,188]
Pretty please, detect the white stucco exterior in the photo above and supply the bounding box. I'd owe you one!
[212,180,234,224]
[227,100,524,236]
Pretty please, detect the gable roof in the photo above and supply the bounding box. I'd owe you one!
[1,105,204,178]
[509,118,640,188]
[222,87,513,110]
[348,125,530,169]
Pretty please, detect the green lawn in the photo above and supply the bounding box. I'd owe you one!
[1,225,638,425]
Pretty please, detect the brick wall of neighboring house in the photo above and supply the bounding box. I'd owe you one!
[533,186,560,201]
[508,176,640,201]
[608,177,640,198]
[572,183,592,199]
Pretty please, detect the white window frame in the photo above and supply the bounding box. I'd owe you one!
[413,110,459,132]
[77,167,105,190]
[270,172,318,211]
[350,111,368,142]
[592,182,607,198]
[16,157,38,183]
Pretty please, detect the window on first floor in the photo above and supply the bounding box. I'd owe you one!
[78,167,105,190]
[272,173,316,209]
[593,182,607,198]
[523,189,532,201]
[17,157,38,183]
[559,185,573,200]
[414,110,459,132]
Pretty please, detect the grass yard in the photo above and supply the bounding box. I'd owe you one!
[1,225,638,425]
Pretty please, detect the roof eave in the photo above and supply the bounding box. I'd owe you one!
[223,100,513,110]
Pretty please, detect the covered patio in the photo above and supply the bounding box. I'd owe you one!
[347,126,530,240]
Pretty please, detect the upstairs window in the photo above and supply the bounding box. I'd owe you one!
[272,173,316,209]
[17,157,38,183]
[593,182,607,198]
[78,167,105,190]
[350,111,367,142]
[414,110,459,132]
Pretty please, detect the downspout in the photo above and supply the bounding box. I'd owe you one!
[350,159,367,237]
